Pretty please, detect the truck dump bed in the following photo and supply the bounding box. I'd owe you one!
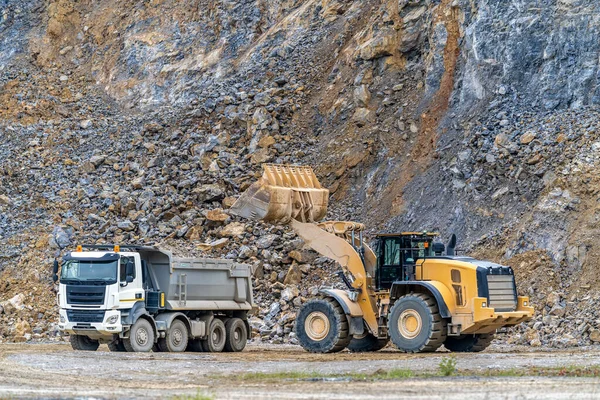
[140,249,254,312]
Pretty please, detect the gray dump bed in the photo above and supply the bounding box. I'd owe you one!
[140,249,254,311]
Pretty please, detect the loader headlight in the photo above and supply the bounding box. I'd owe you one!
[106,315,119,324]
[60,315,65,323]
[523,301,528,306]
[482,302,487,308]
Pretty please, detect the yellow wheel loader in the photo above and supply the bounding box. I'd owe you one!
[231,165,534,353]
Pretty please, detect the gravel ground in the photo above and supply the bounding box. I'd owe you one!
[2,343,600,399]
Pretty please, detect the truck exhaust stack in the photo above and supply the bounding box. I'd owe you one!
[230,164,329,224]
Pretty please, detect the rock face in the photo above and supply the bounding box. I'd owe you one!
[1,0,600,346]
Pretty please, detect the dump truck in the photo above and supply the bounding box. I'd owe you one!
[231,164,534,353]
[53,245,254,353]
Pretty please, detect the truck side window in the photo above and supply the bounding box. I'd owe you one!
[120,257,135,281]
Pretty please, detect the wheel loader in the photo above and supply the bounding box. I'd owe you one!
[231,164,534,353]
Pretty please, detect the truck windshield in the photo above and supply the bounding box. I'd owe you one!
[60,259,118,284]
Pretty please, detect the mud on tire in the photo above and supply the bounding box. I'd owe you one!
[387,293,447,353]
[295,297,350,353]
[444,333,495,352]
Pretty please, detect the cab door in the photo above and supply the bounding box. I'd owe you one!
[118,253,145,307]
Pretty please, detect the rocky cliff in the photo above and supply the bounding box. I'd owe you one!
[1,0,600,347]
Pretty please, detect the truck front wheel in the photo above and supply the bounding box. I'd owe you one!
[158,319,189,352]
[123,318,155,352]
[223,318,247,352]
[69,335,99,351]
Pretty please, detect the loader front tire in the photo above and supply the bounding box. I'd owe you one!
[70,335,99,351]
[388,293,447,353]
[444,334,494,352]
[295,298,350,353]
[347,334,389,352]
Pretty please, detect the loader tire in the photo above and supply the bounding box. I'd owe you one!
[295,298,350,353]
[123,318,155,352]
[444,334,495,352]
[223,318,247,352]
[69,335,99,351]
[388,293,447,353]
[205,318,226,352]
[107,339,127,352]
[347,334,389,353]
[157,319,189,352]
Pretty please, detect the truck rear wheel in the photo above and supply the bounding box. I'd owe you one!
[295,298,350,353]
[224,318,247,352]
[388,293,447,353]
[158,319,189,352]
[123,318,155,352]
[347,334,388,352]
[444,334,495,352]
[205,318,226,352]
[69,335,99,351]
[107,339,126,352]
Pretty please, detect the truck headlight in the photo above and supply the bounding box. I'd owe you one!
[60,315,65,323]
[106,315,119,324]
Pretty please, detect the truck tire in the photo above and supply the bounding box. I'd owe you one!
[295,298,350,353]
[444,334,495,352]
[205,318,226,352]
[223,318,247,352]
[123,318,155,352]
[157,319,189,352]
[107,339,127,352]
[387,293,447,353]
[347,334,388,352]
[69,335,99,351]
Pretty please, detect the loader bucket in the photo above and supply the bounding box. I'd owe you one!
[230,164,329,224]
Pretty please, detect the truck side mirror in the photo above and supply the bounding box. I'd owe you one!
[126,275,134,283]
[52,259,59,283]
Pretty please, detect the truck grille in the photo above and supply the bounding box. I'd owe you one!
[66,309,106,323]
[487,275,517,311]
[66,285,106,305]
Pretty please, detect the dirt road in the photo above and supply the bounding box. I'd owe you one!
[1,343,600,399]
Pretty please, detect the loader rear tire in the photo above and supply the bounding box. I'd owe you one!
[444,334,495,352]
[223,318,247,352]
[347,334,389,353]
[123,318,155,352]
[157,319,189,352]
[70,335,99,351]
[295,298,350,353]
[107,339,127,352]
[388,293,447,353]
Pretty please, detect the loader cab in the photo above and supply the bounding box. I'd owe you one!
[374,232,438,290]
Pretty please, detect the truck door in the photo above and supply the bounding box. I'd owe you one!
[118,254,144,306]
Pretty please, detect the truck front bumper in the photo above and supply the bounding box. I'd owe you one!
[58,309,123,339]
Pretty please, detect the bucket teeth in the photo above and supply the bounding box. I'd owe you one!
[230,164,329,224]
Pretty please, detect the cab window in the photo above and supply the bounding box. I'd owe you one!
[120,256,135,281]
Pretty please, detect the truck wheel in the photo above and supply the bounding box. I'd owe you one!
[123,318,155,352]
[295,298,350,353]
[205,318,226,352]
[444,334,495,352]
[107,339,127,352]
[347,334,388,352]
[224,318,247,352]
[158,319,189,352]
[387,293,447,353]
[69,335,99,351]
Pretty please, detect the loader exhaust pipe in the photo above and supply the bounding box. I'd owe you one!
[446,234,457,256]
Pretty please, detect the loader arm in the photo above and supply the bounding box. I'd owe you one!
[290,220,379,334]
